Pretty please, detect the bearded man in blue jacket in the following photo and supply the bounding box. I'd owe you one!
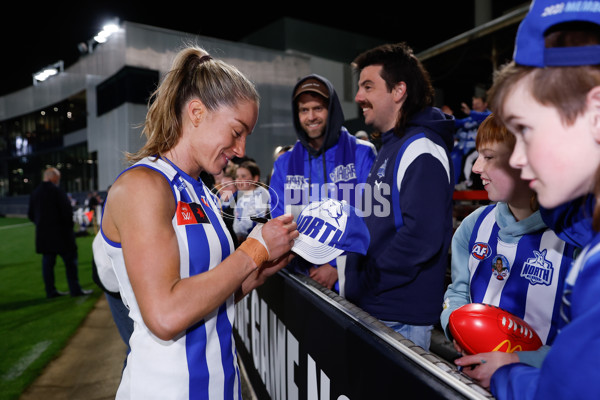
[269,74,377,292]
[344,43,455,351]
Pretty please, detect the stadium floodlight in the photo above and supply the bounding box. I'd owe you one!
[78,18,120,55]
[32,60,64,85]
[93,18,120,44]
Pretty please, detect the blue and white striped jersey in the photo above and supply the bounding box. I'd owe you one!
[102,156,241,399]
[467,204,577,344]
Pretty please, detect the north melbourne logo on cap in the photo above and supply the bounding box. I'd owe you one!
[292,198,369,265]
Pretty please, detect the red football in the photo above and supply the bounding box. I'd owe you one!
[448,303,543,355]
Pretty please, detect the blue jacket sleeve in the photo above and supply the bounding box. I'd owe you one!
[269,153,288,218]
[539,195,595,248]
[454,110,490,128]
[492,244,600,400]
[375,153,453,284]
[491,363,541,400]
[468,110,491,123]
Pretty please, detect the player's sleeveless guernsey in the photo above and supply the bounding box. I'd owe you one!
[467,204,576,345]
[101,157,240,399]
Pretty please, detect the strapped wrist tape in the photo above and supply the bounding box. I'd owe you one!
[238,237,269,267]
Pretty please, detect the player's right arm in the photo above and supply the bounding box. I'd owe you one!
[102,167,295,340]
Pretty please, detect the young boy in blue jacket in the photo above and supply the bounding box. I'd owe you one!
[485,1,600,398]
[440,114,577,389]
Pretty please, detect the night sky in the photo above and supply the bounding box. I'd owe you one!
[1,1,528,97]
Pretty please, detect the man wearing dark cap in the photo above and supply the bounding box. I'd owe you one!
[269,74,376,292]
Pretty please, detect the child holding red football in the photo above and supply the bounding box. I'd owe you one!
[440,113,577,388]
[482,1,600,398]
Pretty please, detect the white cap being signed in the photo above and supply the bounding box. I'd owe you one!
[291,198,369,264]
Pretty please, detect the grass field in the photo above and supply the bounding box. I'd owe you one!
[0,217,101,400]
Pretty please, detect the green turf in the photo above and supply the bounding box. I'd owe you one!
[0,217,101,400]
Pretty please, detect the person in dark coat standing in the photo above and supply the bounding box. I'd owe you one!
[28,167,91,298]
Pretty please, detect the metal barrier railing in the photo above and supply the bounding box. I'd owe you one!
[235,269,495,400]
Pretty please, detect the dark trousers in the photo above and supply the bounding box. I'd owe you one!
[42,251,83,296]
[105,293,133,372]
[105,293,133,352]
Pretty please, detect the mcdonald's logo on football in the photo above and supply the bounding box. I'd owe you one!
[492,339,523,353]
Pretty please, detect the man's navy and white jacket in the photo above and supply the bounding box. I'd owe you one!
[345,107,455,326]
